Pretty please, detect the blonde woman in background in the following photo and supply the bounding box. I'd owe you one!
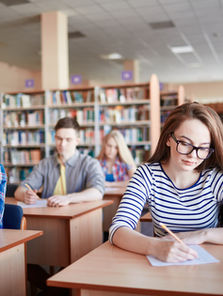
[97,130,136,188]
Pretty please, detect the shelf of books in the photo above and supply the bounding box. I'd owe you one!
[95,74,160,165]
[160,85,185,126]
[96,83,150,165]
[0,90,46,183]
[45,86,96,157]
[0,74,161,182]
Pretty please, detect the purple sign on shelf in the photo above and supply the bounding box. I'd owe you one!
[25,79,34,88]
[71,75,82,84]
[122,71,133,81]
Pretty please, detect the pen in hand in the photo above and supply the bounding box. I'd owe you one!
[159,222,186,246]
[24,183,40,200]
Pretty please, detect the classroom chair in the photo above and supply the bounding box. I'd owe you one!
[218,204,223,227]
[6,183,18,197]
[3,203,26,230]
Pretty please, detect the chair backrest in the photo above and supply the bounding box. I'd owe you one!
[3,204,26,230]
[6,183,18,197]
[218,204,223,227]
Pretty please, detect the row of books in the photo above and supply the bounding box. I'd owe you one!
[3,130,45,145]
[98,87,148,103]
[161,110,172,124]
[99,106,149,123]
[3,93,44,108]
[99,127,149,144]
[46,90,93,105]
[160,94,177,107]
[4,149,42,165]
[49,108,95,125]
[2,86,150,108]
[3,110,44,127]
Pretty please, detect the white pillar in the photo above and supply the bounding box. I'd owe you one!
[41,11,69,90]
[150,74,160,154]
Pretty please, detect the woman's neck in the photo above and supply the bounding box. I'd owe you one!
[161,162,200,189]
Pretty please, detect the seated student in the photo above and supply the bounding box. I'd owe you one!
[0,164,7,228]
[109,102,223,263]
[15,117,105,206]
[97,130,136,188]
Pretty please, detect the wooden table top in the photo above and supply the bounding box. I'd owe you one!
[47,241,223,296]
[0,229,43,252]
[5,198,113,219]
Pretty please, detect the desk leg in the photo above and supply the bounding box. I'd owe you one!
[0,244,26,296]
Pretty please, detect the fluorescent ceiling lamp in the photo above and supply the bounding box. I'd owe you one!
[170,45,194,54]
[101,53,123,60]
[188,63,201,68]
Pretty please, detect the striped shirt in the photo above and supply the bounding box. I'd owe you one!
[109,162,223,240]
[0,164,7,228]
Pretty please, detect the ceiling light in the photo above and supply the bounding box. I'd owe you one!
[188,63,201,68]
[101,53,123,60]
[170,45,194,54]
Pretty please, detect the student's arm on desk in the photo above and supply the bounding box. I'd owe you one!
[112,227,197,263]
[175,228,223,245]
[47,188,103,207]
[14,185,40,205]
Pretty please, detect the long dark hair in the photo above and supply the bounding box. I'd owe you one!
[148,102,223,172]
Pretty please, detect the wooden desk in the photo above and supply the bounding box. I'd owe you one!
[103,187,125,232]
[0,229,42,296]
[6,198,113,267]
[47,241,223,296]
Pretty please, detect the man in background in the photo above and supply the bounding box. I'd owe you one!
[15,116,105,206]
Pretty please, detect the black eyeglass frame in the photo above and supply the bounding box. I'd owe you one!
[170,132,214,160]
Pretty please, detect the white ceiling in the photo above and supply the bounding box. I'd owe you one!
[0,0,223,85]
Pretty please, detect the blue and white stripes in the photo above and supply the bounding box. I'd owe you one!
[109,163,223,240]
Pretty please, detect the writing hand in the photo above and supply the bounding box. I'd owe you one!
[24,188,39,205]
[153,239,198,262]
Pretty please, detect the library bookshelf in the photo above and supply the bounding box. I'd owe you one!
[0,74,184,183]
[160,85,185,125]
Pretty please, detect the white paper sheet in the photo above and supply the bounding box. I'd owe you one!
[18,199,47,208]
[147,245,219,266]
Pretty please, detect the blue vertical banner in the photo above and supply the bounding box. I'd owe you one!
[25,79,34,88]
[71,75,82,85]
[121,71,133,81]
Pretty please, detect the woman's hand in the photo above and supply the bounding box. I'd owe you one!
[152,239,198,262]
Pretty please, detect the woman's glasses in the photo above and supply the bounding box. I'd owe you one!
[170,133,214,160]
